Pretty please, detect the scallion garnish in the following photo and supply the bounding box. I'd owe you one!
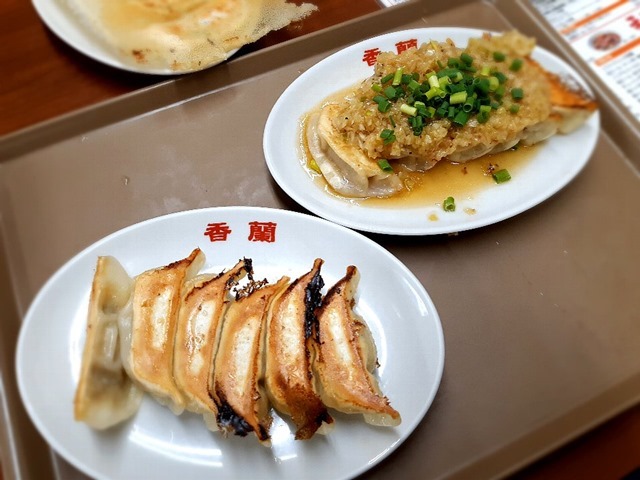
[380,128,396,144]
[492,168,511,183]
[384,86,397,100]
[449,91,467,105]
[400,103,418,116]
[510,58,523,71]
[494,71,507,84]
[443,196,456,212]
[511,87,524,100]
[371,48,524,136]
[380,73,394,84]
[392,67,404,86]
[378,159,394,173]
[493,51,506,62]
[453,110,469,126]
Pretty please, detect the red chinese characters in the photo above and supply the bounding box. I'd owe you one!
[362,48,381,66]
[248,221,277,243]
[395,38,418,54]
[361,39,418,66]
[203,221,278,243]
[204,222,233,242]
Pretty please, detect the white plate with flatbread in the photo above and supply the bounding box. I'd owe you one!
[263,28,600,235]
[16,206,444,480]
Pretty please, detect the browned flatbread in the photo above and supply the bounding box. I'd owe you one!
[66,0,317,71]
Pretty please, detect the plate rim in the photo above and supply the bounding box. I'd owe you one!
[263,27,600,236]
[15,205,445,480]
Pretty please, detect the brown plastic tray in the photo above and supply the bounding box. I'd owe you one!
[1,1,639,479]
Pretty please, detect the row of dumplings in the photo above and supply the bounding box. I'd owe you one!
[74,248,400,443]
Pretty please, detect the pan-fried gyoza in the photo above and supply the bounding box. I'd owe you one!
[310,266,401,426]
[264,259,334,440]
[173,258,251,430]
[74,256,143,429]
[74,252,400,443]
[305,31,598,198]
[211,276,289,443]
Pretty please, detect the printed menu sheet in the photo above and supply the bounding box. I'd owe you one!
[531,0,640,120]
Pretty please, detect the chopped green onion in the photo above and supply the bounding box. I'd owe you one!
[426,86,441,100]
[509,104,520,114]
[449,91,467,105]
[389,115,396,127]
[438,76,451,89]
[493,51,506,62]
[443,196,456,212]
[462,98,475,112]
[428,75,440,89]
[392,67,404,86]
[448,58,460,68]
[453,110,469,126]
[400,103,417,116]
[492,168,512,183]
[371,84,382,93]
[488,76,499,91]
[494,71,507,84]
[460,52,473,66]
[374,97,391,113]
[378,159,394,173]
[379,128,396,144]
[511,87,524,100]
[494,84,506,99]
[477,111,490,123]
[510,58,524,71]
[475,77,491,94]
[380,73,394,84]
[401,74,413,85]
[480,65,491,76]
[384,86,397,99]
[408,79,421,92]
[425,106,436,118]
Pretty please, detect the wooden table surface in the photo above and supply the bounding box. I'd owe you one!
[1,0,639,479]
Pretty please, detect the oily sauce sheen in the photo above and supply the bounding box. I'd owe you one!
[300,107,539,210]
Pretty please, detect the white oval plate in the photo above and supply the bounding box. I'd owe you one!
[16,207,444,480]
[31,0,236,74]
[263,28,600,235]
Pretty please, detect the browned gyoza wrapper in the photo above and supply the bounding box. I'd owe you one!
[311,266,401,427]
[265,259,333,439]
[119,248,205,414]
[173,258,251,428]
[210,276,290,442]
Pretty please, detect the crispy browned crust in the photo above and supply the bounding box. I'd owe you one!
[128,248,204,413]
[173,258,251,417]
[311,266,400,424]
[210,276,290,442]
[265,259,333,439]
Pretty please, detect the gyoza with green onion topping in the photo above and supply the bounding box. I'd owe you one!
[304,30,597,198]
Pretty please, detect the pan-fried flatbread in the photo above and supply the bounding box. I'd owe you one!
[65,0,317,72]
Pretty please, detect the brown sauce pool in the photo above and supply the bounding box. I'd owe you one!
[300,111,539,211]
